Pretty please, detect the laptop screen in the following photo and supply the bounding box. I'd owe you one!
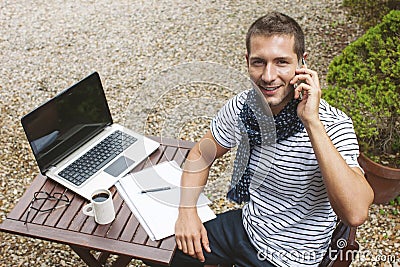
[21,72,113,174]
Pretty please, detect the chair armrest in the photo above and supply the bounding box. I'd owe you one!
[319,221,359,267]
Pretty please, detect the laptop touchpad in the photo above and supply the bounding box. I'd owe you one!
[104,156,135,177]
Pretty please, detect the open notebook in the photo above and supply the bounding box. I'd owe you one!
[116,161,216,241]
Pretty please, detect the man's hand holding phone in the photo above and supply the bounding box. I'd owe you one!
[291,58,322,126]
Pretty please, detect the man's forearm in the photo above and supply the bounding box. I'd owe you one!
[305,120,374,226]
[179,148,210,208]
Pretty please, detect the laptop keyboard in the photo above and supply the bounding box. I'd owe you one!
[58,130,137,186]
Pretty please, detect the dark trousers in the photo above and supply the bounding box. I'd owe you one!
[146,209,275,267]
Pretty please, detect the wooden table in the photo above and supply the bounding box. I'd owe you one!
[0,136,195,266]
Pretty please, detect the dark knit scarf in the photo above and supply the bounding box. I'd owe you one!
[227,89,304,204]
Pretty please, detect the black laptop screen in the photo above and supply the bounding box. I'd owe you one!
[21,72,113,173]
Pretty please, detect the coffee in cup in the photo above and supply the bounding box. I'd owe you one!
[82,189,115,224]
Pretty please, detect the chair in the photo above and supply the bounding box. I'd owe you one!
[319,221,359,267]
[205,221,359,267]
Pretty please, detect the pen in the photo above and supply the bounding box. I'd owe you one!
[140,186,172,194]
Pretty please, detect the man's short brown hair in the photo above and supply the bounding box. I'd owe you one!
[246,12,305,61]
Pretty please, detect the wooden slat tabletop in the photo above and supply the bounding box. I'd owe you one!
[0,136,195,266]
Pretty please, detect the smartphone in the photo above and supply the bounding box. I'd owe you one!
[297,58,307,100]
[301,58,307,68]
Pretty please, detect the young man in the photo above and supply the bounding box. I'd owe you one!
[158,12,373,267]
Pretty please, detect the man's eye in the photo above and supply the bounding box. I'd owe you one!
[251,60,264,66]
[277,60,289,65]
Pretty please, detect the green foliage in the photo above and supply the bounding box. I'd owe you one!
[389,195,400,215]
[324,11,400,166]
[343,0,399,30]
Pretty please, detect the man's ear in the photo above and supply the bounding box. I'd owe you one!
[245,53,249,68]
[303,52,308,61]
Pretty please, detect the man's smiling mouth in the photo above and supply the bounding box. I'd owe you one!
[260,85,281,91]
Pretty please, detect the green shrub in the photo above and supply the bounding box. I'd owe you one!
[323,10,400,167]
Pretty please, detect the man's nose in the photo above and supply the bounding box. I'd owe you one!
[262,64,277,83]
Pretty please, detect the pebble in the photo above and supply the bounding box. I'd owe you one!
[1,0,398,266]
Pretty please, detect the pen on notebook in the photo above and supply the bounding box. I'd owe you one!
[140,186,172,194]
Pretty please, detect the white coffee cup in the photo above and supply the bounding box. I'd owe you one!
[82,189,115,225]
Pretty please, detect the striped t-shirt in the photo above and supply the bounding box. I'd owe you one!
[211,90,361,267]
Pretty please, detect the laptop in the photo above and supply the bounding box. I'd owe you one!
[21,72,160,200]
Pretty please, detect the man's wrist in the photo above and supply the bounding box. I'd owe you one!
[178,206,198,213]
[304,119,324,134]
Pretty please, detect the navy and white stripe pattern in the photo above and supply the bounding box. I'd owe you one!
[211,90,361,267]
[227,88,304,204]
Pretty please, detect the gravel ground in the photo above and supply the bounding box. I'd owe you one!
[0,0,399,266]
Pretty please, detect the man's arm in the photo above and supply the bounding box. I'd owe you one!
[306,121,374,226]
[293,67,374,227]
[175,130,230,262]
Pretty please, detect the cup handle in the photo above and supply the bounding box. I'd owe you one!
[82,203,94,216]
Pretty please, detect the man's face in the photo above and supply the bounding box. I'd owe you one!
[247,34,298,115]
